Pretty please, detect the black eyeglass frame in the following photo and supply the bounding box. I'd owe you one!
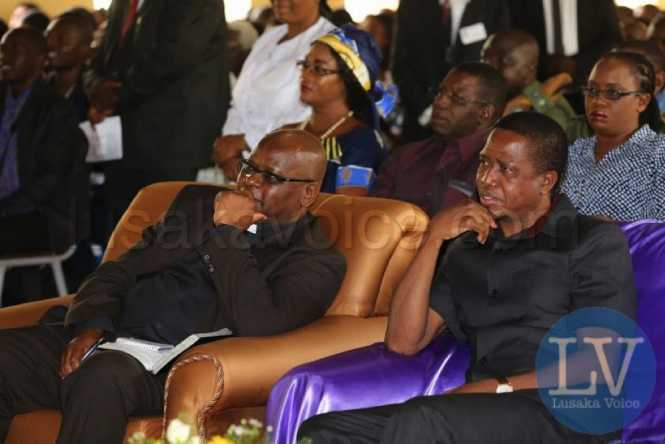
[580,86,647,101]
[296,59,342,77]
[238,158,318,185]
[434,87,490,107]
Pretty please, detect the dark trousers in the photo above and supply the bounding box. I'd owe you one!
[298,390,617,444]
[0,322,167,444]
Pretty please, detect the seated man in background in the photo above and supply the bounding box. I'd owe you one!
[0,129,346,444]
[481,30,577,140]
[0,28,87,296]
[45,10,99,291]
[370,62,506,217]
[300,112,635,443]
[45,10,95,122]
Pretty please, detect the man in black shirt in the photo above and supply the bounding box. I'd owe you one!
[0,129,346,444]
[299,113,635,443]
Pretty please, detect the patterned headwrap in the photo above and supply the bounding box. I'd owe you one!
[315,25,397,122]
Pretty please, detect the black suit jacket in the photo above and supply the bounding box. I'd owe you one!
[66,185,347,338]
[0,80,88,252]
[392,0,511,139]
[509,0,621,81]
[88,0,230,177]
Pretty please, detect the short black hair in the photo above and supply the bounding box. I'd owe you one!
[21,11,49,32]
[62,7,98,31]
[8,27,47,56]
[494,111,568,195]
[319,1,334,22]
[453,62,508,119]
[56,10,96,46]
[330,9,353,26]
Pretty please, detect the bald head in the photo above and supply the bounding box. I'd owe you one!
[239,129,327,222]
[481,30,539,96]
[257,129,327,182]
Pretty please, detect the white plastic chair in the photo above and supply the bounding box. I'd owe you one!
[0,245,77,306]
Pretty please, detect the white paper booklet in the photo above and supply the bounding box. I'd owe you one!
[79,116,123,163]
[99,328,233,374]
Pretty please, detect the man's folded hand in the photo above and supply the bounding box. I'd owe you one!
[213,191,267,231]
[59,329,103,379]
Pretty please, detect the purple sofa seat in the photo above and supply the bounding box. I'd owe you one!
[266,220,665,444]
[621,220,665,443]
[266,335,469,444]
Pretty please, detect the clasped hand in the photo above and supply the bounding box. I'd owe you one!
[213,191,267,230]
[428,199,497,244]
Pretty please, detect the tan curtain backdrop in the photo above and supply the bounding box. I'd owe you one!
[1,0,92,23]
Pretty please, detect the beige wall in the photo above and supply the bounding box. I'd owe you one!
[1,0,93,23]
[251,0,345,10]
[6,1,665,26]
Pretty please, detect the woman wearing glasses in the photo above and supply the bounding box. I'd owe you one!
[212,0,336,181]
[292,26,396,196]
[562,52,665,221]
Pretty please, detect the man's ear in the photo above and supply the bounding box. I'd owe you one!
[540,170,558,196]
[479,104,496,125]
[300,183,320,208]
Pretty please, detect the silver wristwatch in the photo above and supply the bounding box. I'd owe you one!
[495,375,514,394]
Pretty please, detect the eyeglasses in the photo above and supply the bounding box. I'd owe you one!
[296,59,341,77]
[238,159,317,186]
[581,86,646,101]
[435,87,489,107]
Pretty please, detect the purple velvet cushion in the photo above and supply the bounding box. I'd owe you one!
[620,221,665,443]
[265,220,665,444]
[266,335,469,444]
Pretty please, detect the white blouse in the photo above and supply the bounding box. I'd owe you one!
[222,17,336,149]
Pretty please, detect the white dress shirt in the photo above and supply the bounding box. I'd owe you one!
[542,0,579,56]
[222,17,336,149]
[440,0,471,44]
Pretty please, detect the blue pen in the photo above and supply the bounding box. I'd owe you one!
[80,337,105,363]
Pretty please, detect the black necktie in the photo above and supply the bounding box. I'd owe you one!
[552,0,564,55]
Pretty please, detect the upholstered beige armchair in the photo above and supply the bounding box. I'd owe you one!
[0,181,428,442]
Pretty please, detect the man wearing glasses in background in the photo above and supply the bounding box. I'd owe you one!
[370,63,507,217]
[0,129,346,444]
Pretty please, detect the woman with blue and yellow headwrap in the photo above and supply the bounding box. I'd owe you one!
[293,25,397,196]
